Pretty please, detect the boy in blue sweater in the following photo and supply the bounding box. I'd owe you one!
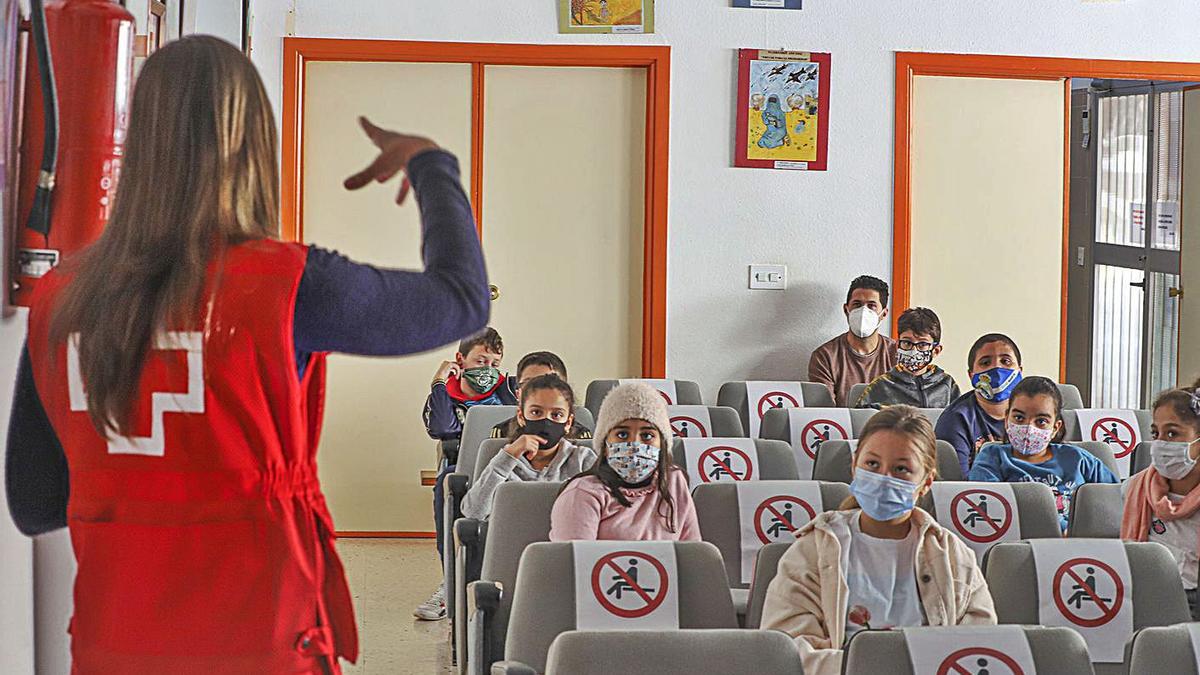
[969,376,1118,531]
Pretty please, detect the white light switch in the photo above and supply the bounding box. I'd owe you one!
[749,264,787,290]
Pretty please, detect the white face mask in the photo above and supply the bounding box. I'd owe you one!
[1150,439,1200,480]
[847,307,881,339]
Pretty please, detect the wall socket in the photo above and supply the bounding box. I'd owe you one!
[749,264,787,290]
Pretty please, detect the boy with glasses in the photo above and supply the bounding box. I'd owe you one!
[854,307,960,409]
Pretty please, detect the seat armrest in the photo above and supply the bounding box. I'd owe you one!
[490,661,537,675]
[468,580,504,675]
[440,439,461,466]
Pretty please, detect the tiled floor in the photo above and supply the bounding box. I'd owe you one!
[338,539,454,674]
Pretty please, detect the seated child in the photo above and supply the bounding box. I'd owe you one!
[1121,376,1200,619]
[549,382,699,541]
[855,307,960,409]
[417,326,516,621]
[936,333,1024,477]
[761,406,995,675]
[969,376,1118,531]
[490,351,592,441]
[462,374,596,520]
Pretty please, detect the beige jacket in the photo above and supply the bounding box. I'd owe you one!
[760,508,996,675]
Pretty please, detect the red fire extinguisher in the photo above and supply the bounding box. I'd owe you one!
[12,0,133,306]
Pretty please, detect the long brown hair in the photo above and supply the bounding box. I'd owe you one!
[49,36,279,436]
[840,405,938,510]
[1153,375,1200,434]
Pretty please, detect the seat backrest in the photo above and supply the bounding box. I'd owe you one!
[1067,483,1123,538]
[1060,409,1152,444]
[505,541,738,673]
[1126,624,1200,675]
[1078,440,1120,477]
[1058,382,1086,409]
[1130,440,1152,476]
[671,438,800,482]
[458,406,596,480]
[478,482,562,660]
[692,481,850,589]
[715,381,835,435]
[924,481,1063,540]
[745,542,790,629]
[813,439,961,483]
[667,405,745,438]
[584,379,703,417]
[982,540,1190,627]
[842,626,1094,675]
[544,629,802,674]
[848,383,868,407]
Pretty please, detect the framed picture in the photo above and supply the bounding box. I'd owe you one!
[735,49,830,171]
[559,0,654,34]
[733,0,802,8]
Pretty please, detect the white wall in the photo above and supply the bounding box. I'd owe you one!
[248,1,1200,396]
[0,311,35,674]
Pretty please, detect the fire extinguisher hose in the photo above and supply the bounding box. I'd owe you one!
[25,0,57,237]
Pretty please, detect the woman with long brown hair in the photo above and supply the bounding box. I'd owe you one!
[5,36,487,672]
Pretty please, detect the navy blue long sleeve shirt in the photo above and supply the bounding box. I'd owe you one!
[6,149,488,536]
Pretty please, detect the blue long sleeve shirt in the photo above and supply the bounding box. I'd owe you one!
[967,442,1120,531]
[936,390,1007,477]
[6,150,487,536]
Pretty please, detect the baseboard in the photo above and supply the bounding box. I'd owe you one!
[336,531,436,539]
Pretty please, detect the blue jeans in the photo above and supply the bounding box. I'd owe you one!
[433,464,455,561]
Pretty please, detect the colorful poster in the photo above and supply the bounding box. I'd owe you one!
[733,0,802,8]
[735,49,830,171]
[559,0,654,34]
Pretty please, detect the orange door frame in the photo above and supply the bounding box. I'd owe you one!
[893,52,1200,380]
[281,38,671,377]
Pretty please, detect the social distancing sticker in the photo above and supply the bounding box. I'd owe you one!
[667,405,714,438]
[785,408,853,480]
[681,438,760,485]
[1030,539,1133,662]
[931,482,1021,564]
[904,626,1037,675]
[745,381,804,437]
[619,379,678,405]
[1075,409,1141,478]
[735,480,823,583]
[572,541,679,630]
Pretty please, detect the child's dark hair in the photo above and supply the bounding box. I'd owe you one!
[559,427,679,533]
[846,275,889,308]
[1006,376,1065,442]
[458,327,503,357]
[897,307,942,344]
[1152,375,1200,432]
[968,333,1022,371]
[516,351,568,381]
[510,374,576,442]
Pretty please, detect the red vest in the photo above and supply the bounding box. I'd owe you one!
[26,240,357,674]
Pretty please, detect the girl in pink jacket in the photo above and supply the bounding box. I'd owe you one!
[550,382,700,541]
[761,405,996,675]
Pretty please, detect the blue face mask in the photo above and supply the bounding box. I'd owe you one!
[971,367,1023,402]
[850,469,919,521]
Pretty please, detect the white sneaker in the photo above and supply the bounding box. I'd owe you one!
[413,586,446,621]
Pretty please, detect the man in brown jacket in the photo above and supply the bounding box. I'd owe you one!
[808,276,898,406]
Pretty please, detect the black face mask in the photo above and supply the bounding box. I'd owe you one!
[521,417,568,450]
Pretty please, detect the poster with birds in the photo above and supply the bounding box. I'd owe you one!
[735,49,830,171]
[559,0,654,33]
[733,0,802,8]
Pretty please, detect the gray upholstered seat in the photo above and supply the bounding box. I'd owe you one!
[1130,441,1153,476]
[982,540,1190,675]
[540,629,803,674]
[921,481,1063,540]
[745,542,790,629]
[692,481,850,622]
[1125,624,1200,675]
[843,626,1094,675]
[812,439,963,483]
[495,541,737,674]
[715,381,835,435]
[463,482,561,675]
[1057,383,1087,410]
[665,405,746,437]
[847,383,868,407]
[671,438,799,482]
[1059,408,1152,444]
[1067,483,1123,538]
[583,379,703,417]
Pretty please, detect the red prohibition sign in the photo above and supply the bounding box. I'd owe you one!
[697,445,755,483]
[1051,557,1125,628]
[670,416,708,437]
[1091,418,1137,458]
[758,391,800,418]
[753,496,817,544]
[590,551,669,619]
[655,389,674,405]
[936,647,1025,675]
[948,489,1013,544]
[800,419,849,459]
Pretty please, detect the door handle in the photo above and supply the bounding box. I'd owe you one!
[1129,281,1145,289]
[1170,286,1184,298]
[489,284,500,301]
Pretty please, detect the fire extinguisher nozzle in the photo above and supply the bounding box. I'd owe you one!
[24,186,53,237]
